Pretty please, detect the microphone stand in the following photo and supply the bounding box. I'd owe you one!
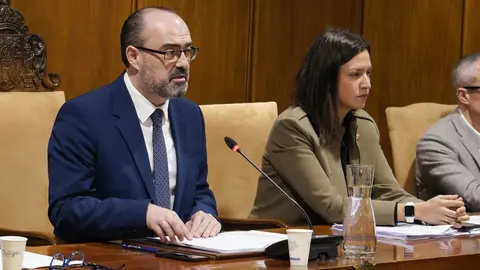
[236,150,314,230]
[233,148,343,260]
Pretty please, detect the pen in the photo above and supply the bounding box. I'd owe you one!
[121,243,159,253]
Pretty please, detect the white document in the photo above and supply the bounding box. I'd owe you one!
[331,223,457,241]
[0,251,82,269]
[465,215,480,225]
[148,230,287,254]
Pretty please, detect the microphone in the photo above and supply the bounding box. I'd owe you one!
[224,136,342,260]
[224,136,313,230]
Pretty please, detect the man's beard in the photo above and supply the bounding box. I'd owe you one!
[140,67,188,99]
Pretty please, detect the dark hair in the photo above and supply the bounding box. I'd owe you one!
[120,6,177,67]
[292,28,370,145]
[451,52,480,90]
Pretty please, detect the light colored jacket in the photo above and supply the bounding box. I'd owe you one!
[416,107,480,211]
[249,106,420,226]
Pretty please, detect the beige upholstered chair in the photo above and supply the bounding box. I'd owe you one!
[385,103,456,196]
[200,102,286,230]
[0,1,64,245]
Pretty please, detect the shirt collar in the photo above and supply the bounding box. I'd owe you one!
[124,72,169,124]
[459,109,480,138]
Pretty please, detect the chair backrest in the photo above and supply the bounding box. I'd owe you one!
[385,102,456,196]
[0,0,64,245]
[200,102,278,219]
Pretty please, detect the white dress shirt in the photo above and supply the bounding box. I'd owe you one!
[124,73,177,209]
[460,109,480,139]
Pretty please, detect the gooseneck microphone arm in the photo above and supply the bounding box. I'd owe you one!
[224,136,313,231]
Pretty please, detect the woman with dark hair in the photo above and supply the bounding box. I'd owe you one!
[249,28,469,227]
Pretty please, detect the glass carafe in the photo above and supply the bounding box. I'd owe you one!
[342,164,377,259]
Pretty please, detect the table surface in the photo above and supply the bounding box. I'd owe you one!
[27,226,480,269]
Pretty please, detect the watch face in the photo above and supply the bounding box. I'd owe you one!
[405,205,415,216]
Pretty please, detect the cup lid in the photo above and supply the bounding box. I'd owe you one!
[0,236,28,242]
[286,229,313,233]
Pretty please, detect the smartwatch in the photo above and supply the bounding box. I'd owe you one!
[404,202,415,223]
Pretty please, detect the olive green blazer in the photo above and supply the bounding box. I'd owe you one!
[249,106,421,226]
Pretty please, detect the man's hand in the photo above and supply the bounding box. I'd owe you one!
[416,195,469,227]
[185,211,221,238]
[146,204,193,243]
[452,205,470,228]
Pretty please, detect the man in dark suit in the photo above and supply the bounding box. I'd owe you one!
[48,6,221,243]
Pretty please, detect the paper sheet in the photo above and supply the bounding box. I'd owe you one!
[466,215,480,225]
[332,222,480,241]
[332,223,455,241]
[148,230,287,254]
[0,251,82,270]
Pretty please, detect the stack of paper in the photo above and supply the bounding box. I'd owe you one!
[465,215,480,225]
[147,230,287,254]
[331,223,457,241]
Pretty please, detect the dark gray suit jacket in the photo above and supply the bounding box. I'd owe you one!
[416,107,480,211]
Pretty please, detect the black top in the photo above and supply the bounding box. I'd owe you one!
[340,111,356,178]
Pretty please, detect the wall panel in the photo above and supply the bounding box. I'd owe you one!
[462,0,480,56]
[10,0,133,99]
[139,0,253,105]
[250,0,363,112]
[362,0,463,165]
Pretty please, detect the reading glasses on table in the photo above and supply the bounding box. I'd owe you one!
[48,251,125,270]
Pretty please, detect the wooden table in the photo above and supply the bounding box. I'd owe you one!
[27,226,480,269]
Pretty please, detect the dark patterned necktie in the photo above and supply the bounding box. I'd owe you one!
[150,109,171,208]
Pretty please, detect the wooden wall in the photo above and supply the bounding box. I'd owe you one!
[10,0,131,100]
[362,0,464,161]
[251,0,362,112]
[8,0,480,165]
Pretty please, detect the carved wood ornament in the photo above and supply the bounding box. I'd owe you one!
[0,0,60,92]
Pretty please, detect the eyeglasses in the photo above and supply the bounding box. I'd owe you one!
[136,46,199,63]
[463,86,480,91]
[48,251,125,270]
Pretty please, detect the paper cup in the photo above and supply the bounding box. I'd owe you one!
[0,236,27,270]
[286,229,313,266]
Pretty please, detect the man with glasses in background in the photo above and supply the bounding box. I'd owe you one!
[48,6,221,243]
[416,53,480,212]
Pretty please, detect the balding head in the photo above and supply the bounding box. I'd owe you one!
[452,53,480,91]
[140,9,191,52]
[120,7,188,67]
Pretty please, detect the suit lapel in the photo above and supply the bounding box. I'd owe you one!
[452,109,480,168]
[319,133,348,196]
[318,147,333,180]
[303,110,346,194]
[169,100,187,212]
[111,75,155,201]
